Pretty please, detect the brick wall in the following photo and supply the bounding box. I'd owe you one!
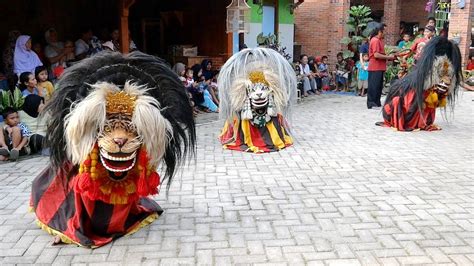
[295,0,472,65]
[448,0,473,66]
[384,0,402,46]
[294,0,349,67]
[401,0,430,26]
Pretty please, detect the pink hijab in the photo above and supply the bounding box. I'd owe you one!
[13,35,43,75]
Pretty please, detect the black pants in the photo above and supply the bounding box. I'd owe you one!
[29,134,44,154]
[367,70,384,108]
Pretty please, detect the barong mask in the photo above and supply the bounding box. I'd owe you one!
[218,48,297,127]
[427,56,455,95]
[45,52,196,204]
[240,71,277,127]
[228,65,289,128]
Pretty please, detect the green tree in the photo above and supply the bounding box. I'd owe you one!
[340,5,373,59]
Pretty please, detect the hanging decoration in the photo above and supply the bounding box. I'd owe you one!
[226,0,251,33]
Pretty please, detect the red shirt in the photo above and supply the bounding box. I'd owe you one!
[411,37,428,61]
[467,60,474,71]
[368,36,387,71]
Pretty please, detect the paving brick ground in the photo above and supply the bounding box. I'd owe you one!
[0,92,473,265]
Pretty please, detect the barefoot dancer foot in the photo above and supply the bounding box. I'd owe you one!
[52,235,63,245]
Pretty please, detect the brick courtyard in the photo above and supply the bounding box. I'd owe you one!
[0,92,473,265]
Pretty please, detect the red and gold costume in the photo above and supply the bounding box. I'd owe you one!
[31,52,195,248]
[378,37,462,132]
[218,48,296,153]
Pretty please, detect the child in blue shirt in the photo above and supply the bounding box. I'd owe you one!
[0,107,31,161]
[356,53,369,96]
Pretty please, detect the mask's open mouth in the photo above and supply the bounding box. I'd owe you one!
[99,149,137,173]
[251,98,268,108]
[435,81,450,93]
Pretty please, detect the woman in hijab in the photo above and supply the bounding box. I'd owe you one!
[200,59,219,105]
[172,62,186,82]
[13,35,43,75]
[3,30,21,76]
[201,59,214,80]
[19,94,48,154]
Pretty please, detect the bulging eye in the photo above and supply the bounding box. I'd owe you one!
[103,125,112,133]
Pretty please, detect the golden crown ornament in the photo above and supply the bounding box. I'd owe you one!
[105,91,137,115]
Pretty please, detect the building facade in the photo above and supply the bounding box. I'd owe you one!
[294,0,473,65]
[242,0,296,59]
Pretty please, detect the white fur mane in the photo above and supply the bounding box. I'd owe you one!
[64,82,172,166]
[218,48,297,122]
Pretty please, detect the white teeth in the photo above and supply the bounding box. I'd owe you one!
[100,155,136,172]
[99,149,136,161]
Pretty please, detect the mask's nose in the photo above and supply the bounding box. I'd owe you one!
[113,138,128,148]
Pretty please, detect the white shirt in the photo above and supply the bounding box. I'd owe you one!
[44,42,64,69]
[299,63,311,75]
[75,39,89,56]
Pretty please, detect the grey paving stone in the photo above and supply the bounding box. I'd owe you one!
[1,93,473,265]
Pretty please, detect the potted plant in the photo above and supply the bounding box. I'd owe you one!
[256,33,291,60]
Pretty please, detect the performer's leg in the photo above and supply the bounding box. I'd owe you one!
[367,71,377,108]
[302,77,310,96]
[375,71,385,106]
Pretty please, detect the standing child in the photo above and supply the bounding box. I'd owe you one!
[35,66,54,101]
[0,107,31,161]
[318,56,330,91]
[19,72,40,97]
[356,54,369,96]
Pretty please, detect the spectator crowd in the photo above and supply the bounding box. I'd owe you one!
[0,16,466,162]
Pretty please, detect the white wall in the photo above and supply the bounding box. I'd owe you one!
[279,23,294,62]
[245,23,262,49]
[244,22,294,62]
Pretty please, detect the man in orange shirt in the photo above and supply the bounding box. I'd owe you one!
[367,23,396,109]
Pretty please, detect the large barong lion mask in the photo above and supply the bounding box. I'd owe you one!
[218,48,297,127]
[45,52,196,202]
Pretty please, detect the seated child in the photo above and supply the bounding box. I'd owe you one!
[335,52,349,91]
[0,107,31,161]
[35,66,54,101]
[19,72,39,97]
[318,56,330,91]
[356,53,369,96]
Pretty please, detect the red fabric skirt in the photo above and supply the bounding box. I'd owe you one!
[381,89,439,131]
[219,114,292,153]
[30,167,162,248]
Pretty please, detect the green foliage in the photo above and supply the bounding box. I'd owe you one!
[0,88,24,113]
[384,45,400,55]
[384,65,399,86]
[341,5,373,61]
[257,33,276,46]
[256,33,291,61]
[342,50,354,59]
[346,5,373,37]
[340,37,352,45]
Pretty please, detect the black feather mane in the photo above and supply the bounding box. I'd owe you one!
[45,51,196,189]
[385,37,462,112]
